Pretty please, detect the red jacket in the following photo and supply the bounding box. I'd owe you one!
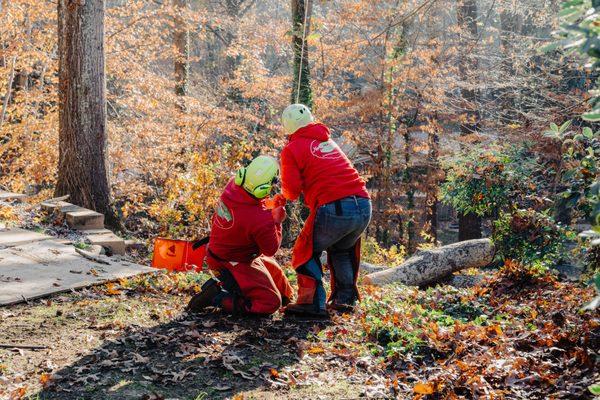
[207,179,282,266]
[280,123,369,268]
[281,123,369,210]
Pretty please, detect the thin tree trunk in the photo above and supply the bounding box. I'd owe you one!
[458,212,482,241]
[174,0,189,99]
[456,0,482,240]
[56,0,118,229]
[0,56,15,128]
[291,0,313,107]
[426,123,440,242]
[456,0,480,134]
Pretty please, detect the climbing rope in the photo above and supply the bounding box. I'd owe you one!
[295,0,309,104]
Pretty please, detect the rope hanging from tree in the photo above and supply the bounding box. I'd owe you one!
[295,0,310,104]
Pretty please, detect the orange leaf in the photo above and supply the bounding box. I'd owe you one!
[413,382,435,394]
[10,387,26,399]
[307,346,325,354]
[40,373,51,387]
[105,282,121,296]
[270,368,279,378]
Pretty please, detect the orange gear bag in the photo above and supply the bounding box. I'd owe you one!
[151,238,207,272]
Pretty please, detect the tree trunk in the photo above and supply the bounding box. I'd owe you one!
[456,0,482,239]
[291,0,313,107]
[458,212,482,241]
[56,0,118,229]
[0,56,15,128]
[362,239,495,286]
[456,0,480,134]
[174,0,189,99]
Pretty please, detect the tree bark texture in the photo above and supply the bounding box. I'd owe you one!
[456,0,480,134]
[362,239,495,286]
[56,0,117,228]
[291,0,313,107]
[0,56,15,128]
[174,0,190,98]
[458,211,482,241]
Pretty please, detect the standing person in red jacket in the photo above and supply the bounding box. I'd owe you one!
[280,104,371,317]
[186,156,293,316]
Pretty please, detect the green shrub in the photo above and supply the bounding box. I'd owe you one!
[492,209,573,269]
[440,145,540,218]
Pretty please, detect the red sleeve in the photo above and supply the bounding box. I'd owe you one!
[253,218,282,257]
[280,146,303,201]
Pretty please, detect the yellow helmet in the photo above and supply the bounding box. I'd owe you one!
[234,156,279,199]
[281,104,314,135]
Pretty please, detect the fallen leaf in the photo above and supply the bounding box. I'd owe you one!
[413,382,434,394]
[105,282,121,295]
[307,346,325,354]
[40,373,51,387]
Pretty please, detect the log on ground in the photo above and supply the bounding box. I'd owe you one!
[362,239,495,286]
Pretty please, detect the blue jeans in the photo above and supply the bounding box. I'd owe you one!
[298,196,372,308]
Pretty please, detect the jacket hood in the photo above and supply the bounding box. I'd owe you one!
[221,178,260,206]
[289,122,330,142]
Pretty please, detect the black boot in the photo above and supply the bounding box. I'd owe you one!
[284,303,329,318]
[186,278,222,313]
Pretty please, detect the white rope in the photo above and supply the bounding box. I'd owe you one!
[295,0,309,104]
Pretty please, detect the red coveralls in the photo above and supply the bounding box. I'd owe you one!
[206,179,293,315]
[280,123,370,303]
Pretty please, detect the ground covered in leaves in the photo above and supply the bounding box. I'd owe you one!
[0,266,598,400]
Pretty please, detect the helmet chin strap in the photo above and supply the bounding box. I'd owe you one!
[295,0,309,104]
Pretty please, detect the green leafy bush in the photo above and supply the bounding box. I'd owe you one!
[441,146,539,218]
[492,209,573,269]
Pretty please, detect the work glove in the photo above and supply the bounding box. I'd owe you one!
[271,206,287,224]
[264,193,287,210]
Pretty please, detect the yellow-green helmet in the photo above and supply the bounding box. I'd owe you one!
[281,103,314,135]
[234,156,279,199]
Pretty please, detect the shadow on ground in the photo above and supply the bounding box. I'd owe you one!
[36,310,331,399]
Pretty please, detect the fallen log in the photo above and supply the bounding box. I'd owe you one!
[362,239,495,286]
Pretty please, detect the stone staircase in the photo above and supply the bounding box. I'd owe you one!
[40,200,126,255]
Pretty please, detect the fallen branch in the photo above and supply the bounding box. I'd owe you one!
[0,343,48,350]
[75,247,110,265]
[362,239,495,286]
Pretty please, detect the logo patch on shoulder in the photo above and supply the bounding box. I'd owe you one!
[214,200,234,230]
[310,139,343,160]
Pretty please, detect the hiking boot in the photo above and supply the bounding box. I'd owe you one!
[186,278,222,313]
[284,303,329,318]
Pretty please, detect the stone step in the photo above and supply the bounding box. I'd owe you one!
[41,201,105,230]
[66,209,104,230]
[40,200,75,214]
[86,231,126,255]
[0,191,28,201]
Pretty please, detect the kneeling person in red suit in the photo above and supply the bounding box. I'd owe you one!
[186,156,293,315]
